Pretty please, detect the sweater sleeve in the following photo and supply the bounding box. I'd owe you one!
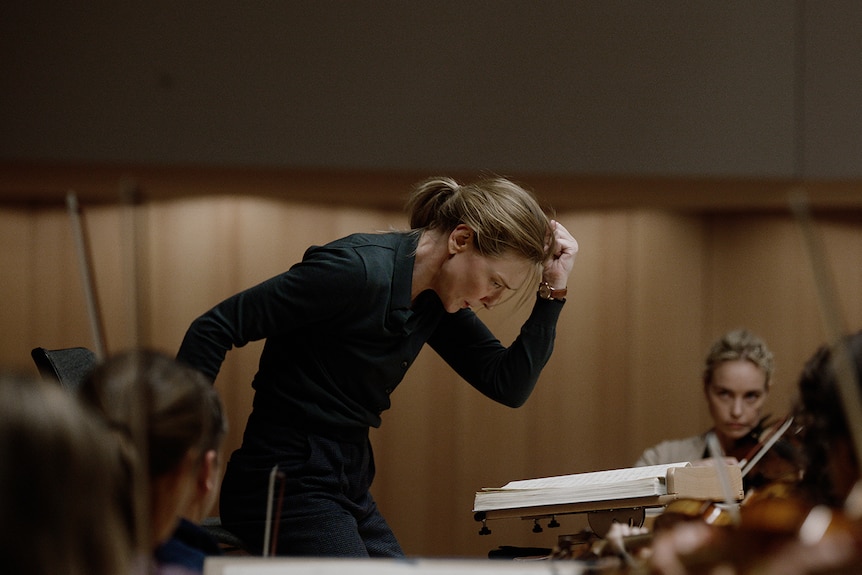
[427,297,564,408]
[176,245,360,381]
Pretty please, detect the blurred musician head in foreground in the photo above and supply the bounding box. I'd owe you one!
[636,328,774,467]
[794,329,862,508]
[0,373,133,575]
[79,349,228,573]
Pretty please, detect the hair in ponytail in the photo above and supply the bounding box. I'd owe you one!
[406,176,552,267]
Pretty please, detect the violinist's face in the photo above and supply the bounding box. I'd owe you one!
[705,359,769,449]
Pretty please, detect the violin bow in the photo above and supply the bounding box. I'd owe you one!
[739,415,795,478]
[66,191,107,360]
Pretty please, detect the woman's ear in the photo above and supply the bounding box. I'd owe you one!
[197,449,218,493]
[448,224,474,254]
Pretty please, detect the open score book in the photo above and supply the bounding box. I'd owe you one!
[473,461,743,513]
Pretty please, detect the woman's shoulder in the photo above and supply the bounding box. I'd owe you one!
[288,232,414,298]
[304,232,414,273]
[657,434,707,454]
[636,434,707,467]
[327,231,412,253]
[304,231,402,257]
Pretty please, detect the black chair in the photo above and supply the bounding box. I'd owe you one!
[31,346,97,391]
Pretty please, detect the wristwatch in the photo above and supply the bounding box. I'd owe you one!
[537,281,567,301]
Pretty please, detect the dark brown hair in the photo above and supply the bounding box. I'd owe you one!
[794,330,862,505]
[79,349,227,550]
[0,373,133,575]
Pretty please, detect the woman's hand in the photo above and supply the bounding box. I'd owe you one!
[542,220,578,289]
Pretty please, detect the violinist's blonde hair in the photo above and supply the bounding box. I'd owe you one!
[406,176,553,299]
[703,329,775,389]
[0,373,133,575]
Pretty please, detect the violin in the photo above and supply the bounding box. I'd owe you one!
[652,498,737,533]
[728,415,804,493]
[648,489,862,574]
[645,387,862,572]
[598,421,815,572]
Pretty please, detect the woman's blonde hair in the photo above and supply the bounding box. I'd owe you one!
[703,329,775,388]
[406,176,553,267]
[0,373,133,575]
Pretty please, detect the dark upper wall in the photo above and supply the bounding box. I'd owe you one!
[1,1,860,179]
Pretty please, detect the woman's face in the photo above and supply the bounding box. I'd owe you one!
[705,359,769,448]
[435,226,533,313]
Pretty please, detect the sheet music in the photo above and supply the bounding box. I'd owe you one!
[490,462,690,491]
[473,462,694,512]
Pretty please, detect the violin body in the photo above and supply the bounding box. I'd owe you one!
[730,416,805,493]
[579,421,845,573]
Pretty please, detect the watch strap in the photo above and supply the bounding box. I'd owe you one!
[538,281,567,301]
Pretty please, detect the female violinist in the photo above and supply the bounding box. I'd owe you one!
[635,329,801,490]
[647,329,862,575]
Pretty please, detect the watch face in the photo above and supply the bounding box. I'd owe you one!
[538,284,552,299]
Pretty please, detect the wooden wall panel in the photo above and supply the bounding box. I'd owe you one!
[0,209,37,372]
[145,197,242,350]
[823,219,862,325]
[84,206,133,354]
[1,205,134,368]
[527,212,634,478]
[2,194,861,560]
[30,210,87,350]
[706,214,862,419]
[627,212,710,463]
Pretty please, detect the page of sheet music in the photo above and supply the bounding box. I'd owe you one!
[491,461,690,491]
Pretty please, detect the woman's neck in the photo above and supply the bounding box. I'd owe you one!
[411,229,447,302]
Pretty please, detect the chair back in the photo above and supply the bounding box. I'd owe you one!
[31,346,97,391]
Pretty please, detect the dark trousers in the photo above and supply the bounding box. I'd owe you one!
[219,429,404,558]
